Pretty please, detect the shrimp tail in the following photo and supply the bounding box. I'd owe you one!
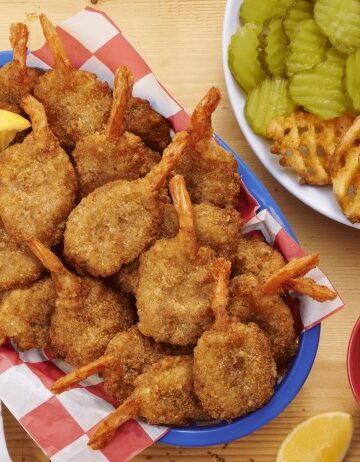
[52,354,116,394]
[188,87,220,143]
[39,14,72,70]
[10,23,29,69]
[211,258,232,330]
[169,174,198,258]
[88,397,140,450]
[105,66,134,141]
[148,131,189,191]
[26,237,81,296]
[21,94,49,138]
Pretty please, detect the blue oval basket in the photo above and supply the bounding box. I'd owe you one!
[0,50,320,448]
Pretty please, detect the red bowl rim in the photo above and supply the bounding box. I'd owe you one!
[347,316,360,405]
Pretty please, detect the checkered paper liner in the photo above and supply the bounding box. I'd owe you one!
[0,6,343,462]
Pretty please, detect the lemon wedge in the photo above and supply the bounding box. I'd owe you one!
[276,412,353,462]
[0,109,31,151]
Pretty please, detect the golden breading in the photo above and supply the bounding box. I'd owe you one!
[111,259,140,294]
[267,110,355,185]
[0,23,41,114]
[72,67,160,197]
[64,132,189,277]
[0,277,56,350]
[27,238,136,367]
[33,15,112,149]
[52,326,191,402]
[174,87,240,208]
[229,273,298,368]
[233,235,286,280]
[125,96,171,152]
[161,202,243,262]
[194,259,276,420]
[88,356,206,450]
[0,95,77,247]
[332,116,360,223]
[137,176,216,345]
[0,220,43,290]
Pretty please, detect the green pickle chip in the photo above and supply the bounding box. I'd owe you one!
[240,0,294,25]
[314,0,360,54]
[290,61,347,120]
[245,78,295,135]
[286,19,328,76]
[259,18,288,76]
[228,23,266,93]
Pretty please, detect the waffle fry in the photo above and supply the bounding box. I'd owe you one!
[332,116,360,223]
[267,111,354,185]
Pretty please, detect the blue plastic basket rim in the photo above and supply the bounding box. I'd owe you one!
[0,50,320,448]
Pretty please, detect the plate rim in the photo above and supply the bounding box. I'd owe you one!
[221,0,360,230]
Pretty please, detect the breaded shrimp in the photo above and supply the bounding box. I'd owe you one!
[72,67,161,197]
[112,259,140,294]
[228,253,333,367]
[136,175,216,345]
[0,95,77,247]
[27,238,136,367]
[34,14,112,149]
[229,273,298,368]
[125,97,171,152]
[233,235,286,280]
[174,87,240,208]
[88,355,206,450]
[52,325,191,403]
[194,259,276,420]
[0,220,42,290]
[64,131,189,277]
[0,23,41,114]
[0,277,56,350]
[161,202,243,262]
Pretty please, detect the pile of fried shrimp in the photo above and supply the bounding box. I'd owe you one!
[0,15,338,450]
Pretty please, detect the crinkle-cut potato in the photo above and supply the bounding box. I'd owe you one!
[267,111,355,185]
[332,116,360,222]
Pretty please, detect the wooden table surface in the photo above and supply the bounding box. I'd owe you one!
[1,0,360,461]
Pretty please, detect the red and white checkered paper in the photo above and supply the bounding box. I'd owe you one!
[0,7,343,462]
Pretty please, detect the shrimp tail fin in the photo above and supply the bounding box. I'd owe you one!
[39,14,72,70]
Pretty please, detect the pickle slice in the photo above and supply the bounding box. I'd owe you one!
[283,0,313,38]
[290,61,346,119]
[240,0,294,25]
[326,47,347,68]
[286,19,328,76]
[228,24,266,93]
[345,49,360,111]
[314,0,360,54]
[259,18,287,76]
[245,78,295,135]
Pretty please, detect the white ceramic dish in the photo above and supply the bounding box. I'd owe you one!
[222,0,360,230]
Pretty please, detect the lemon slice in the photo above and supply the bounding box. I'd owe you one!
[276,412,353,462]
[0,109,31,151]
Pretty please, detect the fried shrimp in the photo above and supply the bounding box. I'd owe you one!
[88,356,206,450]
[64,131,189,277]
[72,67,161,197]
[174,87,240,208]
[233,235,286,280]
[0,277,56,350]
[137,175,216,345]
[34,14,112,149]
[228,253,331,367]
[229,273,298,368]
[160,202,243,262]
[125,97,171,152]
[27,238,135,367]
[0,220,42,290]
[52,325,191,403]
[0,23,41,114]
[0,95,77,247]
[194,259,276,420]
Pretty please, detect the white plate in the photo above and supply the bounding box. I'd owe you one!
[222,0,360,230]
